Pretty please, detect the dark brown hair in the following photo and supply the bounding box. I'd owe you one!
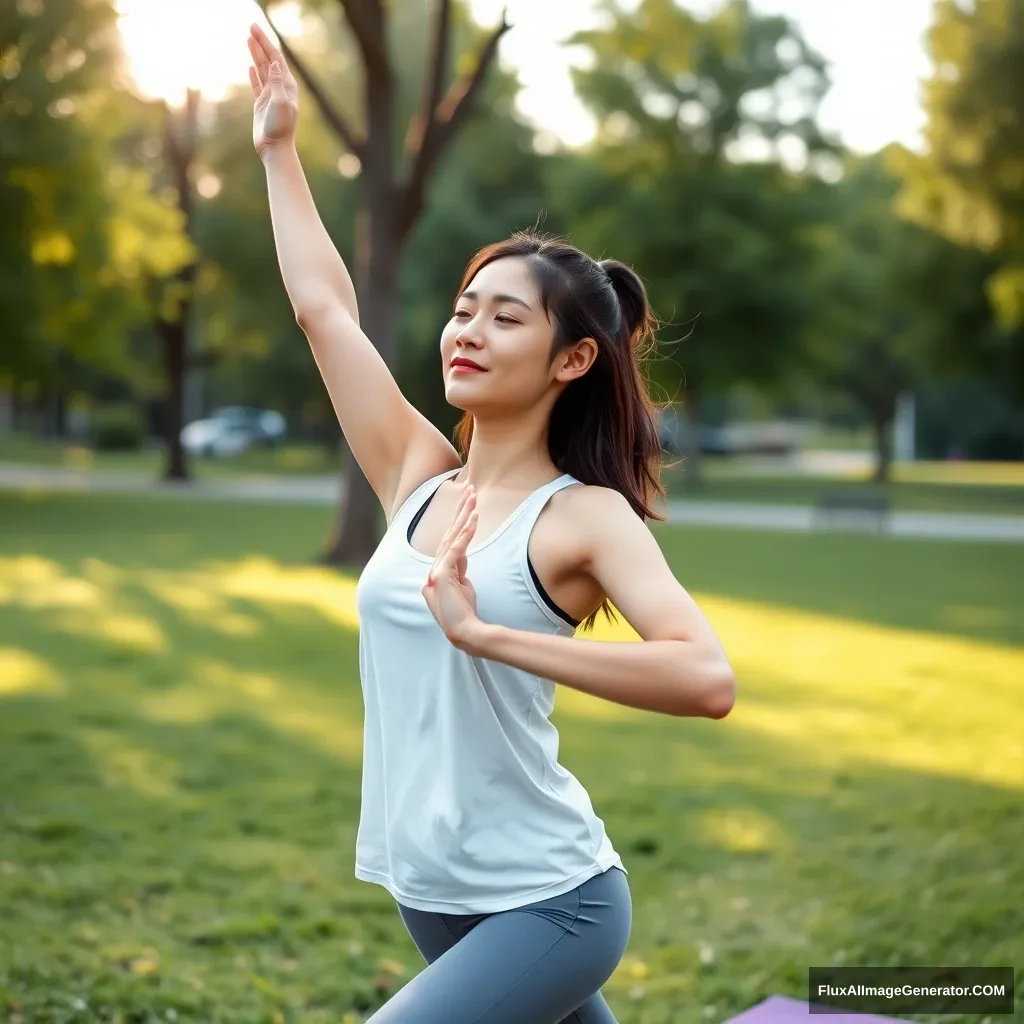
[452,230,667,632]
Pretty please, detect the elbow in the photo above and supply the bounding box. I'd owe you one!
[294,303,330,333]
[294,297,357,333]
[702,662,736,720]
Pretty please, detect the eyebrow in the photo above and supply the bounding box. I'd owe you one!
[459,290,533,312]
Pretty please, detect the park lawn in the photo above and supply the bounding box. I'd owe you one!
[0,435,339,478]
[0,493,1021,1024]
[662,463,1024,516]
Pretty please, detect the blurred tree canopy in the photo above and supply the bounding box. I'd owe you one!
[892,0,1024,342]
[806,155,1001,480]
[2,0,1021,472]
[0,0,193,394]
[566,0,838,481]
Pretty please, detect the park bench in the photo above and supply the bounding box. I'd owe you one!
[814,487,891,532]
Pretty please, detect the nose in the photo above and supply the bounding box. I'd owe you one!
[454,317,484,348]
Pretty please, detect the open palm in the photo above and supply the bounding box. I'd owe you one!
[247,23,300,158]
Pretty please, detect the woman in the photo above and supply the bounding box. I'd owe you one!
[247,24,735,1024]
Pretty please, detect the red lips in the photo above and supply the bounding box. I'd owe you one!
[450,357,487,371]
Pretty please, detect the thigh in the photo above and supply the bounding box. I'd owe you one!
[397,902,486,965]
[368,868,631,1024]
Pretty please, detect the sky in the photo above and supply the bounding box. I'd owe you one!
[116,0,935,155]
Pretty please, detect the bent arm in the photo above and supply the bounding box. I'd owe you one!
[460,489,736,719]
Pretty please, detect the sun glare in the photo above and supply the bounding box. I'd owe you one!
[115,0,304,106]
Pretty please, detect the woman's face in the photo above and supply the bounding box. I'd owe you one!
[440,256,561,414]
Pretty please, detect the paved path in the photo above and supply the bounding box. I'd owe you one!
[2,462,1023,543]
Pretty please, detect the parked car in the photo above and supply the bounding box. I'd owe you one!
[657,409,736,457]
[181,406,286,458]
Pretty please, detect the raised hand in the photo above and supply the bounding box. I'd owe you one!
[422,484,482,649]
[247,23,299,159]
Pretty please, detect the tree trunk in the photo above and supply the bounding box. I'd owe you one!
[321,174,400,567]
[157,92,199,483]
[871,414,893,484]
[159,318,189,480]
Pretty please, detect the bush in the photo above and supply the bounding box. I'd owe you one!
[91,403,145,451]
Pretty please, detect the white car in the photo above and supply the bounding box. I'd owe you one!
[181,407,286,458]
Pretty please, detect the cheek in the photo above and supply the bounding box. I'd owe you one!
[439,320,457,351]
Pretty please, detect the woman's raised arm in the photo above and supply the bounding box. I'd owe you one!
[248,24,458,517]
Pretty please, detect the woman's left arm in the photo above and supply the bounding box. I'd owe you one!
[460,488,736,719]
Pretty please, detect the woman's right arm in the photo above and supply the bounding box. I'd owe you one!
[250,27,459,520]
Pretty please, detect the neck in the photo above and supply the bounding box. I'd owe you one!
[458,407,559,490]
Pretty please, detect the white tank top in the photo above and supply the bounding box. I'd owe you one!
[353,467,626,914]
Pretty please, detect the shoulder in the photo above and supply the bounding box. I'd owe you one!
[547,483,647,568]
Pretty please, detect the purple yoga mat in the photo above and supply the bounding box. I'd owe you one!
[724,994,906,1024]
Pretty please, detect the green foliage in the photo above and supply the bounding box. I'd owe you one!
[574,0,835,164]
[806,154,1015,476]
[0,0,195,388]
[90,402,145,451]
[565,0,835,409]
[892,0,1024,336]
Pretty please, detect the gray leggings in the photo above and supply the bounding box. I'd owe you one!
[367,867,631,1023]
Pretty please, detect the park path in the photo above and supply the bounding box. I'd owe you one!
[2,461,1023,543]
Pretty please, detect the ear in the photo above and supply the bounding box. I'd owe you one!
[552,338,599,383]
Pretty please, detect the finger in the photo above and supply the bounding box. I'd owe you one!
[456,506,478,545]
[268,60,289,100]
[248,35,269,86]
[435,486,473,555]
[248,66,262,98]
[452,509,478,577]
[251,23,285,69]
[445,501,477,569]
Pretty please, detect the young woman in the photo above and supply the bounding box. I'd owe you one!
[248,24,736,1024]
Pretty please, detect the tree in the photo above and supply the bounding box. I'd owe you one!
[154,91,201,480]
[261,0,510,566]
[0,0,194,427]
[892,0,1024,343]
[890,0,1024,407]
[809,155,998,481]
[567,0,837,485]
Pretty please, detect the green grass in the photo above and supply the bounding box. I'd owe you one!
[0,493,1021,1023]
[0,435,339,478]
[663,462,1024,516]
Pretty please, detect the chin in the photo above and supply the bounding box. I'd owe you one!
[443,375,489,411]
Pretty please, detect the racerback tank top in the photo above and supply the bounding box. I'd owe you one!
[353,467,625,914]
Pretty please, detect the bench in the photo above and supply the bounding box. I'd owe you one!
[814,487,891,532]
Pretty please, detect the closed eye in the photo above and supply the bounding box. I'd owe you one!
[453,309,519,325]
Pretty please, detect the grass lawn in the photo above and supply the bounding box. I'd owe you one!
[0,493,1021,1023]
[0,435,340,478]
[663,461,1024,516]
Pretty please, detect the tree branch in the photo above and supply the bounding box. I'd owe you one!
[405,0,452,156]
[261,3,365,158]
[338,0,388,77]
[398,8,511,240]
